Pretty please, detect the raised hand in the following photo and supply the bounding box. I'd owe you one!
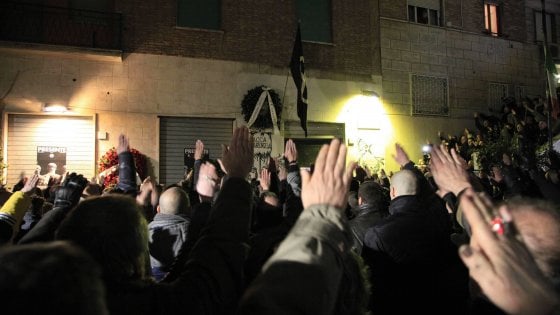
[21,174,39,196]
[54,173,88,208]
[458,190,559,315]
[136,176,158,207]
[284,139,298,163]
[430,144,471,195]
[196,162,219,198]
[219,126,254,179]
[194,140,204,161]
[259,168,271,191]
[117,134,130,155]
[300,139,356,209]
[392,143,411,167]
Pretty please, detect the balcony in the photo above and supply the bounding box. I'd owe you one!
[0,1,122,51]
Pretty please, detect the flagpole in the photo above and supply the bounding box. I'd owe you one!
[542,0,553,150]
[280,69,290,139]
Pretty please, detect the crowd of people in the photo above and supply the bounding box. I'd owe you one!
[0,100,559,314]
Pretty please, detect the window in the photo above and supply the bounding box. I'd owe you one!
[407,0,440,26]
[535,11,556,43]
[488,83,509,112]
[408,5,440,26]
[411,74,449,116]
[484,2,500,36]
[177,0,221,30]
[296,0,332,43]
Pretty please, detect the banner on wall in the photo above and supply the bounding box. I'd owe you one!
[251,130,273,179]
[36,146,67,185]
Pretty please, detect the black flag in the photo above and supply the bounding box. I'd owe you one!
[290,24,308,137]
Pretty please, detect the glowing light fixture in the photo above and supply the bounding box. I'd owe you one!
[43,103,68,113]
[361,90,380,99]
[337,91,393,165]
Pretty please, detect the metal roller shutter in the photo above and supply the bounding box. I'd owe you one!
[159,117,233,186]
[5,114,95,189]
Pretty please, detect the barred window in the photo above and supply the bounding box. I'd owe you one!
[515,85,528,104]
[488,82,509,112]
[411,74,448,116]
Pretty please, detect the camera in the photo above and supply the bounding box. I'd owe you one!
[422,145,432,165]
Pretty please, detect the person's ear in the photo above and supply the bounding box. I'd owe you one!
[156,205,161,213]
[390,186,396,199]
[358,196,363,206]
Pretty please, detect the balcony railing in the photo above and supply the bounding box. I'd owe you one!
[0,1,122,50]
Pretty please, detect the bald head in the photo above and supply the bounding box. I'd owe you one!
[158,187,190,215]
[389,170,418,199]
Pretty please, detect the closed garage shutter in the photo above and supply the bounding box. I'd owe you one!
[159,117,233,186]
[6,114,95,189]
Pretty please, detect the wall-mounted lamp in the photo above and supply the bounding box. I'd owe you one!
[43,103,68,113]
[361,90,380,99]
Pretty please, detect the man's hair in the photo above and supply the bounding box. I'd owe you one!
[506,197,560,291]
[358,181,388,210]
[390,170,418,197]
[158,187,190,215]
[0,241,108,315]
[56,195,149,282]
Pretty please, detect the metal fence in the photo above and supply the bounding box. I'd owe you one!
[0,1,122,50]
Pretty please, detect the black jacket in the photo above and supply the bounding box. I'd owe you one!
[362,194,467,314]
[364,195,447,264]
[348,204,387,254]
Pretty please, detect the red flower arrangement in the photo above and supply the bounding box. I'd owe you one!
[98,147,147,189]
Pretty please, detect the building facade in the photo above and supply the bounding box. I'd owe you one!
[0,0,558,186]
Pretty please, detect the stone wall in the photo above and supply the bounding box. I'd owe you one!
[0,51,379,179]
[380,18,544,118]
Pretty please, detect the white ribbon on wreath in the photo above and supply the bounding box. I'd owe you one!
[246,86,280,135]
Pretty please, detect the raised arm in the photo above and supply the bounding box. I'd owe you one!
[116,134,137,195]
[18,173,87,244]
[163,126,254,313]
[457,190,560,315]
[284,139,302,197]
[240,139,360,315]
[0,174,39,245]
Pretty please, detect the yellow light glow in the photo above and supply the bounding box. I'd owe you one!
[337,95,394,168]
[43,103,68,113]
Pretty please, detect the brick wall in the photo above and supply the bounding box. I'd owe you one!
[379,18,543,117]
[116,0,380,77]
[381,0,527,42]
[380,0,407,20]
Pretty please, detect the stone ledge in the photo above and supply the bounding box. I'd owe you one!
[0,41,122,62]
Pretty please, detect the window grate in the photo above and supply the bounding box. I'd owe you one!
[488,82,509,112]
[515,85,528,104]
[411,74,449,116]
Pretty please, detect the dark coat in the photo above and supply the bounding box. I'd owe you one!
[348,204,387,254]
[364,195,449,264]
[363,194,468,314]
